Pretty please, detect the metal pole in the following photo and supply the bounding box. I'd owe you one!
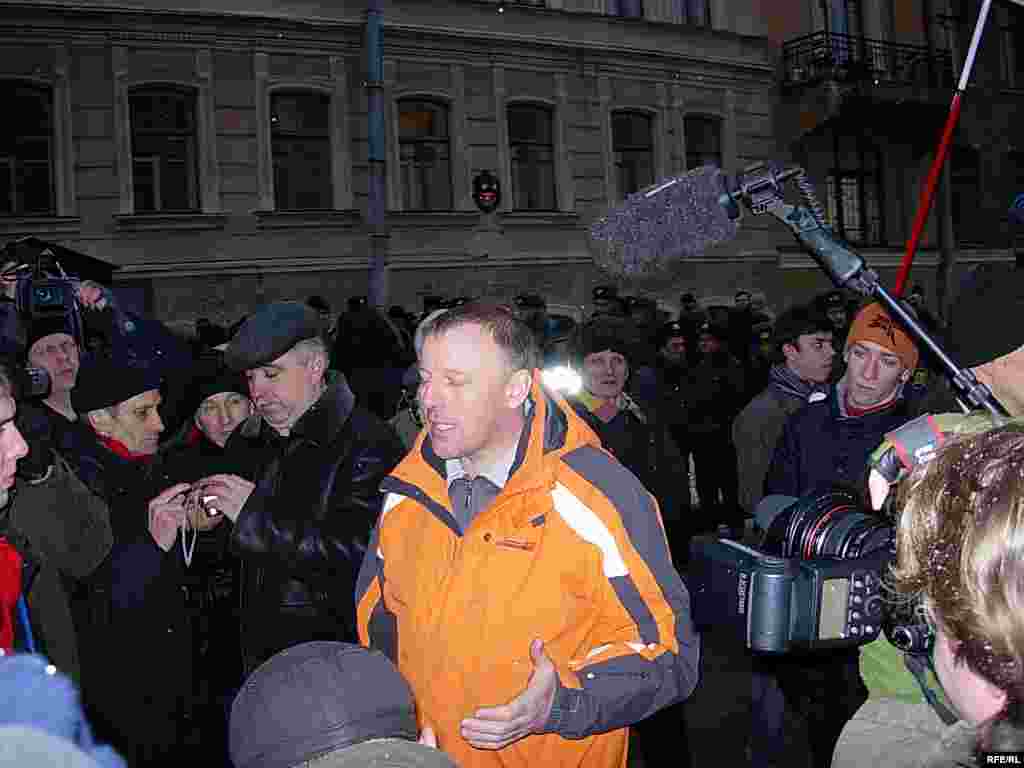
[893,0,993,297]
[366,0,389,308]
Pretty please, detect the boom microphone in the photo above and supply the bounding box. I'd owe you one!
[587,166,740,279]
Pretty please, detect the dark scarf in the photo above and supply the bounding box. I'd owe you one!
[768,364,827,402]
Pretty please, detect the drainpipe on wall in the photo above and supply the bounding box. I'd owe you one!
[366,0,389,308]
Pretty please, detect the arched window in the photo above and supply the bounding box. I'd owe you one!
[684,115,722,169]
[398,99,452,211]
[825,132,884,245]
[612,111,654,197]
[130,86,198,212]
[0,81,53,215]
[508,104,556,211]
[271,90,332,210]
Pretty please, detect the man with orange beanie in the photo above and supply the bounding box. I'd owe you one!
[763,302,919,500]
[749,302,921,768]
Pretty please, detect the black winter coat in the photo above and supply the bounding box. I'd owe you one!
[58,422,192,766]
[224,372,406,674]
[763,382,914,499]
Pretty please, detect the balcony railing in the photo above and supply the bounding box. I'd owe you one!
[783,32,954,90]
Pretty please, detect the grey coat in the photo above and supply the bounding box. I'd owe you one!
[9,454,113,685]
[732,385,808,517]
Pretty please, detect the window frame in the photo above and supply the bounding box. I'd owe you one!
[677,0,710,26]
[396,97,454,212]
[506,101,558,212]
[683,113,723,170]
[950,144,982,247]
[269,88,335,212]
[825,131,886,247]
[611,109,656,199]
[0,79,55,217]
[128,84,201,214]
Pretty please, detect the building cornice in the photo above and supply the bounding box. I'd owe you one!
[0,216,81,238]
[0,1,776,87]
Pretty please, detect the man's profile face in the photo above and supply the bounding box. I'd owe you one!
[844,340,907,409]
[28,333,80,396]
[245,344,324,434]
[418,324,517,463]
[785,332,835,384]
[582,350,628,401]
[105,389,164,455]
[0,389,28,508]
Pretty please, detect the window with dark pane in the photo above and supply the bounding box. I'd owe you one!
[612,111,654,197]
[684,115,722,170]
[129,87,198,212]
[825,132,884,246]
[951,145,981,245]
[508,104,556,211]
[674,0,710,26]
[0,81,54,215]
[609,0,644,18]
[271,91,332,211]
[398,100,452,211]
[1008,3,1024,86]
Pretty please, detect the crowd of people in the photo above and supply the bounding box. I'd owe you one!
[0,256,1022,768]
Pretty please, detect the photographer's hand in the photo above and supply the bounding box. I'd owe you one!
[148,483,191,552]
[194,474,255,523]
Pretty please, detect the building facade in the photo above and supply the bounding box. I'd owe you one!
[0,0,1018,327]
[771,0,1024,315]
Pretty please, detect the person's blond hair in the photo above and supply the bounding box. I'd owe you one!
[892,423,1024,748]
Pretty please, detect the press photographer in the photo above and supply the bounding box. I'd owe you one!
[738,301,921,768]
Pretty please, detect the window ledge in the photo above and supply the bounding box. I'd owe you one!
[388,211,482,229]
[254,209,361,230]
[0,216,81,237]
[115,212,228,232]
[500,211,580,226]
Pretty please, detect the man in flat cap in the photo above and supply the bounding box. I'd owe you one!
[195,301,406,677]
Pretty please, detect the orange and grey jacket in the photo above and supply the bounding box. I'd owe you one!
[356,376,701,768]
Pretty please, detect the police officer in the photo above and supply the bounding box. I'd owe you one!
[632,319,693,561]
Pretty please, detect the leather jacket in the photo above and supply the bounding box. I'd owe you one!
[226,371,405,673]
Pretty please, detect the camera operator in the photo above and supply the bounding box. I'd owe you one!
[753,302,921,768]
[838,424,1024,767]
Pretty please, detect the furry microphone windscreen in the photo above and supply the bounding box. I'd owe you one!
[587,166,741,280]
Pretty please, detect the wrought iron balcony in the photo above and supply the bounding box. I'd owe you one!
[783,32,954,90]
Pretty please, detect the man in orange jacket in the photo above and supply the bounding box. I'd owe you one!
[356,301,700,768]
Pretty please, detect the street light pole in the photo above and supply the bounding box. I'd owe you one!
[366,0,389,308]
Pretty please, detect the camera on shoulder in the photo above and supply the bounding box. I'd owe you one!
[689,488,930,655]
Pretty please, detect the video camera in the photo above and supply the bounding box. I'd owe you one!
[7,248,84,350]
[689,489,931,655]
[0,247,85,400]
